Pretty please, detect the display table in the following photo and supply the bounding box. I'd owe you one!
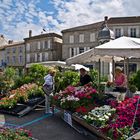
[105,92,126,101]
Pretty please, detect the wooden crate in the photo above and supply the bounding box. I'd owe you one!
[72,113,111,140]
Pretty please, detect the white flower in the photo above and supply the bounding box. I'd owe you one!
[50,93,53,96]
[83,115,88,119]
[104,115,109,120]
[107,113,111,116]
[75,97,80,101]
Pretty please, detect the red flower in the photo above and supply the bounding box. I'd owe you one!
[76,106,87,113]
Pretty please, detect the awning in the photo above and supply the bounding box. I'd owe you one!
[95,36,140,58]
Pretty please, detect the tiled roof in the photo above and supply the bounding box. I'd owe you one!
[61,16,140,33]
[24,33,62,40]
[61,21,104,33]
[108,16,140,24]
[5,41,25,48]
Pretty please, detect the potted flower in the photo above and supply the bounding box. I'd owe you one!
[128,84,137,98]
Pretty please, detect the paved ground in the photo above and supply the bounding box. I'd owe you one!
[0,108,97,140]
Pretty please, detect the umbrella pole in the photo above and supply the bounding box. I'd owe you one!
[126,58,129,89]
[112,58,115,82]
[123,57,125,74]
[98,59,101,93]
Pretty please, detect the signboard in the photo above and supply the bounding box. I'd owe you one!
[63,111,72,126]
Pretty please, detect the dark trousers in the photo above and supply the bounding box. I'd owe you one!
[113,87,127,93]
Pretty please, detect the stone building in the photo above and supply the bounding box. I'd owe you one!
[62,21,103,60]
[0,35,8,70]
[62,16,140,60]
[62,16,140,74]
[5,41,25,68]
[0,46,6,70]
[24,31,62,67]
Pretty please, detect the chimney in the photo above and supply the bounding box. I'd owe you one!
[8,40,13,44]
[29,30,32,37]
[0,35,4,38]
[104,16,108,21]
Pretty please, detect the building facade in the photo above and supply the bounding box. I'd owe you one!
[0,35,8,70]
[62,16,140,60]
[62,21,103,60]
[0,46,6,70]
[24,32,62,67]
[5,41,25,67]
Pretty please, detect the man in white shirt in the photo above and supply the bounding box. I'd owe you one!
[43,69,56,114]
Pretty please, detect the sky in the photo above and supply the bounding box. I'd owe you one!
[0,0,140,41]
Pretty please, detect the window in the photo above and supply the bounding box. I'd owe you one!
[34,42,38,50]
[12,48,16,53]
[41,41,44,49]
[130,28,136,37]
[7,56,10,64]
[27,54,30,63]
[79,47,84,53]
[12,56,16,63]
[1,59,3,66]
[45,52,48,61]
[37,42,41,50]
[71,48,74,57]
[35,53,37,62]
[39,53,42,61]
[69,35,74,43]
[42,53,45,61]
[90,33,95,42]
[37,53,42,62]
[19,47,22,53]
[19,55,23,63]
[115,28,121,38]
[45,41,48,49]
[26,43,30,51]
[48,40,51,49]
[76,47,79,55]
[37,53,40,62]
[7,48,10,54]
[79,34,84,43]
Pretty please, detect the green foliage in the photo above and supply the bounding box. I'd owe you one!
[129,70,140,90]
[12,76,33,89]
[55,70,79,92]
[89,69,108,91]
[3,67,16,81]
[28,64,49,86]
[0,68,17,93]
[89,69,98,88]
[129,85,137,93]
[27,86,44,98]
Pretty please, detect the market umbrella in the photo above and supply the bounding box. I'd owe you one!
[95,36,140,58]
[95,36,140,83]
[71,64,90,71]
[66,48,123,65]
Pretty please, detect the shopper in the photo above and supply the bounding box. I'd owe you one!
[43,68,56,114]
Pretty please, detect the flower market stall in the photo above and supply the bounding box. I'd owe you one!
[51,85,140,140]
[0,127,34,140]
[0,83,45,117]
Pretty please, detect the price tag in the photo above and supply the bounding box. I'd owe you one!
[63,111,72,126]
